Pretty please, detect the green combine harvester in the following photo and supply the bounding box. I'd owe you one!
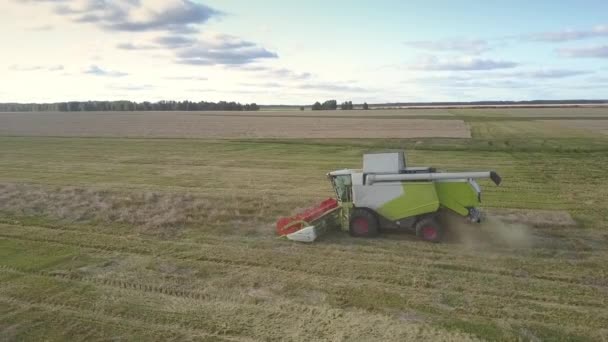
[276,151,501,242]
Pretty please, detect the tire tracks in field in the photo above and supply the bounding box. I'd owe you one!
[1,230,606,322]
[0,294,248,342]
[0,267,468,342]
[1,263,604,336]
[0,222,601,293]
[5,223,604,285]
[2,217,601,265]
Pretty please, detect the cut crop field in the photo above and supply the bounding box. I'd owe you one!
[448,106,608,118]
[1,107,608,341]
[0,111,469,139]
[544,120,608,136]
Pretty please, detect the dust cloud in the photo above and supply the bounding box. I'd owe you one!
[441,212,533,249]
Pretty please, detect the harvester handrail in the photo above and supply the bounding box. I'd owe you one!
[367,171,501,185]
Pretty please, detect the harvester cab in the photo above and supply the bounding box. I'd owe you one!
[276,151,501,243]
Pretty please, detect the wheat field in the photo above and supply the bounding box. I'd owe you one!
[1,108,608,341]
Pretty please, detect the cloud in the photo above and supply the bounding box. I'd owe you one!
[405,39,490,54]
[84,65,128,77]
[40,0,221,33]
[176,34,277,65]
[117,36,196,50]
[10,64,64,71]
[154,35,196,48]
[239,66,312,80]
[406,74,475,84]
[18,1,277,68]
[238,65,270,72]
[526,24,608,42]
[108,84,155,91]
[26,24,54,31]
[558,45,608,58]
[409,68,591,89]
[412,74,530,89]
[164,76,208,81]
[269,68,312,80]
[239,82,283,88]
[517,69,592,78]
[587,76,608,83]
[186,88,219,93]
[116,42,157,50]
[413,56,518,71]
[296,83,367,92]
[448,80,531,89]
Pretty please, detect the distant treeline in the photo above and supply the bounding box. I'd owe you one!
[281,99,608,110]
[310,100,369,110]
[0,100,260,112]
[368,100,608,107]
[311,100,337,110]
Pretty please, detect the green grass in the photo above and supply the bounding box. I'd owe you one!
[1,108,608,341]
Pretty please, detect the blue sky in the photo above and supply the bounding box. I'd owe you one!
[1,0,607,104]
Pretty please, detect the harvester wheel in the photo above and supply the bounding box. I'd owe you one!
[415,217,443,243]
[349,209,379,238]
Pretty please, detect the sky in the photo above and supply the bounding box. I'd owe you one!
[1,0,607,104]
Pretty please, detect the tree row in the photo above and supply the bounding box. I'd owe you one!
[0,100,260,112]
[310,100,369,110]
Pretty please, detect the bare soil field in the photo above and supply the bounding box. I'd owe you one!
[0,112,470,138]
[253,108,456,116]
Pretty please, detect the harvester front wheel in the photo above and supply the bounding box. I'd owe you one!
[349,209,379,238]
[415,217,443,243]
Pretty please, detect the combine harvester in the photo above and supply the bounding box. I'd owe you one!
[276,151,501,243]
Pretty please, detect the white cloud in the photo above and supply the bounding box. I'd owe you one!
[296,83,367,92]
[517,69,592,78]
[164,76,208,81]
[239,82,283,88]
[108,84,156,91]
[84,65,128,77]
[46,0,221,33]
[175,33,278,65]
[116,42,157,50]
[10,64,64,71]
[405,39,490,54]
[558,45,608,58]
[527,24,608,42]
[238,66,312,80]
[16,1,277,67]
[412,56,518,71]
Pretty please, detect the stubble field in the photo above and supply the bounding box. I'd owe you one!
[1,107,608,341]
[0,111,470,138]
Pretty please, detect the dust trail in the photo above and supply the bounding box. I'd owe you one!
[441,211,533,249]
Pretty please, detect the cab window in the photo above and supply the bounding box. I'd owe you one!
[332,175,352,202]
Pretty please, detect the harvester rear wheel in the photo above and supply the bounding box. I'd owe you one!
[349,209,379,238]
[415,217,443,243]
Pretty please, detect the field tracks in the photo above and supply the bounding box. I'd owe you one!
[1,222,606,314]
[0,223,596,288]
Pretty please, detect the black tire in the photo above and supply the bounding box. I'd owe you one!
[415,217,444,243]
[349,209,379,238]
